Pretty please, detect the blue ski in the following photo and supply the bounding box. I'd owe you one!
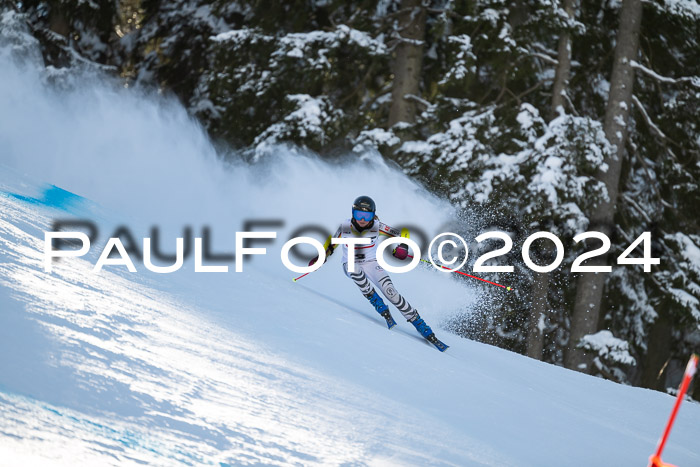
[426,333,449,352]
[380,310,397,329]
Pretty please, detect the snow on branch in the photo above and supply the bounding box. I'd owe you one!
[213,25,388,58]
[622,193,653,224]
[440,34,476,84]
[646,0,700,20]
[352,128,400,154]
[631,94,667,139]
[391,33,425,47]
[579,331,636,366]
[631,60,700,89]
[404,93,433,109]
[529,51,558,66]
[253,94,343,155]
[669,233,700,277]
[562,91,580,116]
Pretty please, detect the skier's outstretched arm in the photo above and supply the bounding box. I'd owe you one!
[308,225,341,266]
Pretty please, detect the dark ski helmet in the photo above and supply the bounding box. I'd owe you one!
[352,195,376,230]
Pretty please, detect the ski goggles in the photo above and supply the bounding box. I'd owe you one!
[353,209,375,222]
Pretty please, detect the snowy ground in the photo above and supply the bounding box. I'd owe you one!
[1,54,699,466]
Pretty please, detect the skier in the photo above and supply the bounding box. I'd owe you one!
[309,195,447,351]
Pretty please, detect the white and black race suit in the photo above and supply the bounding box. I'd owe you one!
[329,217,418,322]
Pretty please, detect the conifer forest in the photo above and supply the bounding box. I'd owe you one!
[2,0,699,398]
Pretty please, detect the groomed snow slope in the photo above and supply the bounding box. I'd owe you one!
[1,170,699,467]
[0,54,699,467]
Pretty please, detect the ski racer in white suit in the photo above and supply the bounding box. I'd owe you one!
[309,195,440,344]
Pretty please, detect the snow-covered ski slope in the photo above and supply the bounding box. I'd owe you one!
[1,56,699,467]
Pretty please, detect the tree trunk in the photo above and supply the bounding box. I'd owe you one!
[527,270,549,359]
[49,5,70,38]
[550,0,575,120]
[527,238,557,359]
[529,0,576,359]
[388,0,426,126]
[640,309,672,391]
[565,0,643,373]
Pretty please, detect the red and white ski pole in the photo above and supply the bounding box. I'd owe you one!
[293,256,323,282]
[648,354,699,467]
[407,254,513,291]
[292,271,311,282]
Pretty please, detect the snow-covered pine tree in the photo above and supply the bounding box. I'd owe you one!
[0,7,43,65]
[203,20,388,157]
[17,0,120,70]
[130,0,234,102]
[130,1,395,156]
[595,0,700,389]
[382,1,609,358]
